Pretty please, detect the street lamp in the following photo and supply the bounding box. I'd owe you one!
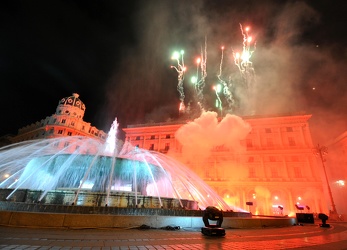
[313,144,338,216]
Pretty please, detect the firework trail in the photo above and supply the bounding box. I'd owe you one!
[233,24,256,114]
[171,50,186,113]
[213,84,223,116]
[217,46,234,113]
[195,37,208,112]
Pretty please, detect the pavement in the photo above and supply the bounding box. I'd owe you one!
[1,222,347,250]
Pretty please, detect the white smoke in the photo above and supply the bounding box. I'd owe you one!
[174,111,251,162]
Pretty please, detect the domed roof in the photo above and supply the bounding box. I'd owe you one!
[58,93,86,111]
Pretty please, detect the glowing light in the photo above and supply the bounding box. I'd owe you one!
[336,180,345,186]
[214,84,222,93]
[191,76,197,84]
[274,196,278,200]
[179,102,185,111]
[298,197,302,201]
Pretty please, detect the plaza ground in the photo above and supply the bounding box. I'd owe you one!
[1,222,347,249]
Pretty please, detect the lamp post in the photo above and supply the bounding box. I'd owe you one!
[313,144,338,216]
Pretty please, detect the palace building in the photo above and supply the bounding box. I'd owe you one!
[123,114,328,216]
[5,93,346,217]
[10,93,107,144]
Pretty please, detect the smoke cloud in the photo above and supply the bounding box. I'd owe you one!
[103,0,347,145]
[174,111,251,162]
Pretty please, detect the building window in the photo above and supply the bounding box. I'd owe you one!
[150,135,155,139]
[62,119,66,124]
[149,144,154,150]
[286,127,293,132]
[269,156,276,162]
[82,126,85,131]
[64,142,69,147]
[58,130,63,134]
[291,156,299,162]
[67,132,72,136]
[288,137,296,146]
[165,143,170,151]
[71,121,75,126]
[294,167,302,178]
[265,128,271,133]
[136,136,140,140]
[267,138,274,147]
[249,167,256,178]
[271,167,279,178]
[166,134,171,139]
[49,129,54,134]
[246,139,253,148]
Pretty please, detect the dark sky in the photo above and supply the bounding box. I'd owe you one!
[0,0,346,144]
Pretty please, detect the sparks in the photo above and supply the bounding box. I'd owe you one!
[217,45,234,113]
[232,24,257,115]
[171,50,186,113]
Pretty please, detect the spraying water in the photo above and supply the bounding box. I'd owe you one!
[0,118,232,211]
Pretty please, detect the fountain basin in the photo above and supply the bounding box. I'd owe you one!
[0,188,198,209]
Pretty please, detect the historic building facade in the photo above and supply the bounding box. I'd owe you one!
[10,93,107,144]
[5,93,343,217]
[123,114,328,216]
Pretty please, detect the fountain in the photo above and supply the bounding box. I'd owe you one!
[0,119,299,229]
[0,119,232,212]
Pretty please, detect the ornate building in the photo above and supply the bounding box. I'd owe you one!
[123,114,328,216]
[10,93,107,144]
[6,93,344,218]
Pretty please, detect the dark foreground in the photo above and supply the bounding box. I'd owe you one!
[1,222,347,249]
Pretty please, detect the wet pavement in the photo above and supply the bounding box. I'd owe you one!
[1,222,347,249]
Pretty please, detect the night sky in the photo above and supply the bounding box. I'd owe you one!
[0,0,346,144]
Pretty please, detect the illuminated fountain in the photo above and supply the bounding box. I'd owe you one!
[0,119,231,212]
